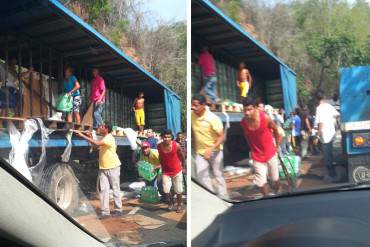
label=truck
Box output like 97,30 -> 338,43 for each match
191,0 -> 297,165
340,65 -> 370,183
0,0 -> 181,213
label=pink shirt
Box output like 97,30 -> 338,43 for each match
198,51 -> 216,77
90,75 -> 105,102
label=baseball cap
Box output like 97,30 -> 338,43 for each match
141,141 -> 150,148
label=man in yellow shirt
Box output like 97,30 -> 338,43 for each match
76,122 -> 122,219
191,95 -> 228,198
134,141 -> 162,189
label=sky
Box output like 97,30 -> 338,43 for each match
142,0 -> 187,24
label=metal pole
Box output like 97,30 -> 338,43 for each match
48,49 -> 52,117
39,45 -> 43,116
18,40 -> 23,117
29,41 -> 33,116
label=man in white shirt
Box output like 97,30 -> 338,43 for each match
315,90 -> 340,181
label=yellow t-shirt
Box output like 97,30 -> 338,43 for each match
99,134 -> 121,169
191,110 -> 223,155
140,149 -> 160,167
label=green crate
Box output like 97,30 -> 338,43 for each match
137,161 -> 156,181
278,155 -> 301,179
140,186 -> 160,203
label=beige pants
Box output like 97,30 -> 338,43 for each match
162,171 -> 183,194
99,166 -> 122,215
195,151 -> 228,197
253,154 -> 280,187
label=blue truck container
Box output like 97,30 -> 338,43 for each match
340,65 -> 370,183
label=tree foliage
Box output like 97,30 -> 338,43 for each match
62,0 -> 187,130
213,0 -> 370,105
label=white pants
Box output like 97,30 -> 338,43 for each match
195,151 -> 228,197
253,154 -> 280,187
162,171 -> 183,194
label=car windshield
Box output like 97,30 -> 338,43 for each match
191,0 -> 370,203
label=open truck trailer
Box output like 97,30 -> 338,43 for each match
191,0 -> 297,165
0,0 -> 181,213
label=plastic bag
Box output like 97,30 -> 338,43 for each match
57,94 -> 73,112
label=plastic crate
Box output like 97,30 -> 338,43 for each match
137,161 -> 156,181
140,186 -> 160,203
278,155 -> 301,179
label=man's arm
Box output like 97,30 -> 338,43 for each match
204,129 -> 224,160
305,117 -> 312,132
132,98 -> 137,111
75,131 -> 105,146
67,79 -> 80,96
97,89 -> 106,103
246,69 -> 252,87
267,116 -> 282,145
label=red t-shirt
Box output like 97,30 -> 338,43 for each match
90,75 -> 105,102
240,111 -> 276,163
198,51 -> 216,77
158,141 -> 182,176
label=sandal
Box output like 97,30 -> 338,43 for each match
176,204 -> 183,213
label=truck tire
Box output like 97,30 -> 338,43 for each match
40,163 -> 79,214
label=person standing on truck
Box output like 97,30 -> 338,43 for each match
75,122 -> 123,219
63,66 -> 81,124
315,90 -> 340,182
240,97 -> 283,196
191,95 -> 228,199
198,46 -> 220,105
90,68 -> 105,128
0,57 -> 33,117
157,129 -> 185,213
133,92 -> 145,136
236,62 -> 253,100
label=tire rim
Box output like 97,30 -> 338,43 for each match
55,174 -> 73,210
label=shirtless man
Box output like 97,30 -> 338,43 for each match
237,62 -> 252,99
133,92 -> 145,135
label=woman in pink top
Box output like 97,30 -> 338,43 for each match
240,97 -> 283,196
90,68 -> 106,128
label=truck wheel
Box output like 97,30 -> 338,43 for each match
40,163 -> 79,214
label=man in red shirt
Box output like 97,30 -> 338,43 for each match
240,97 -> 283,196
158,129 -> 185,213
90,68 -> 106,128
198,46 -> 219,104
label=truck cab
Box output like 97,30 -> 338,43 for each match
340,65 -> 370,183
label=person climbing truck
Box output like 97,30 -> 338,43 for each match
237,62 -> 253,99
74,122 -> 123,219
63,66 -> 81,124
133,91 -> 145,135
158,129 -> 185,213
